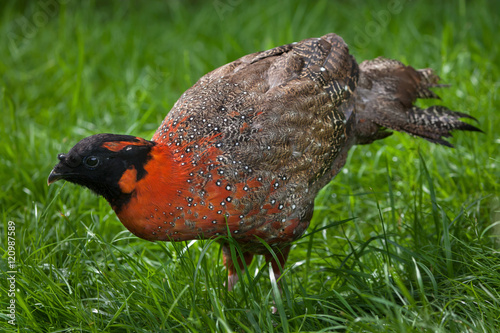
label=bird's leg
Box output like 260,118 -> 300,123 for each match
222,244 -> 254,291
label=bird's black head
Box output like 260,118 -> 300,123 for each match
48,134 -> 156,209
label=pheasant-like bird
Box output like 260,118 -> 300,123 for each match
48,33 -> 479,289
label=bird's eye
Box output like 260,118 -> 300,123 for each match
83,156 -> 100,169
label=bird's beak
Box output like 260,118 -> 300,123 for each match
47,168 -> 63,185
48,153 -> 71,185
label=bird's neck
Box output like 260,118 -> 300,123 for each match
109,140 -> 248,243
108,143 -> 192,240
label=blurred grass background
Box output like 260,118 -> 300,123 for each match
0,0 -> 499,331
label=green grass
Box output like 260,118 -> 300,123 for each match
1,0 -> 499,331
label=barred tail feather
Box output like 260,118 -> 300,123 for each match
354,57 -> 481,147
405,106 -> 481,147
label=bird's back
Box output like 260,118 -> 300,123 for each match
152,33 -> 359,248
